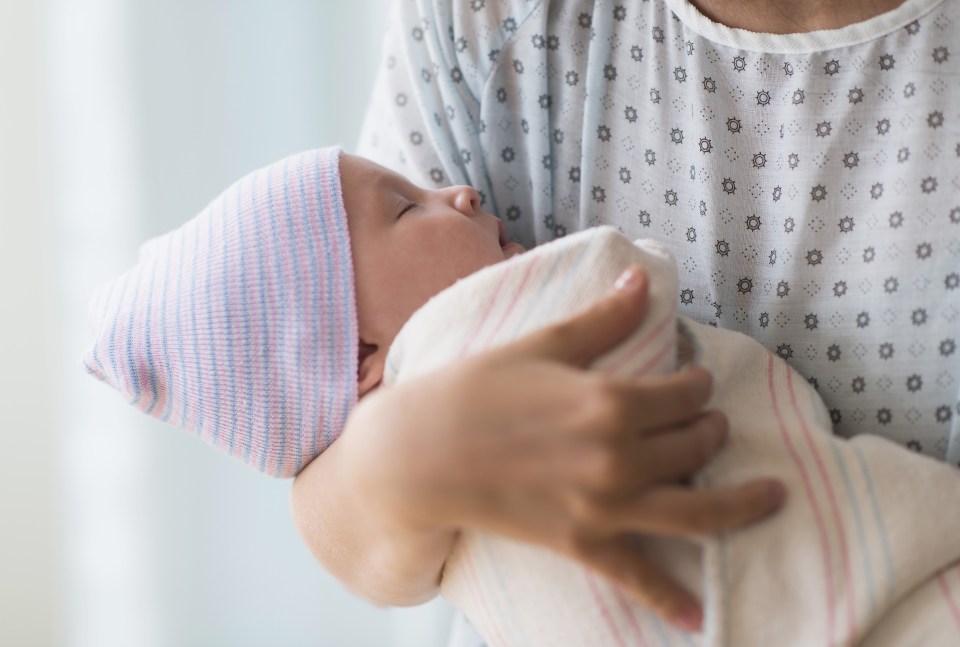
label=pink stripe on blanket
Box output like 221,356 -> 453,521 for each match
458,267 -> 513,359
460,256 -> 542,358
612,588 -> 650,647
938,563 -> 960,633
632,328 -> 676,378
583,571 -> 629,647
477,536 -> 532,644
768,355 -> 836,645
590,309 -> 675,647
462,547 -> 512,647
477,257 -> 542,351
786,368 -> 858,642
606,305 -> 676,375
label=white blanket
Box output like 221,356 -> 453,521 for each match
384,228 -> 960,647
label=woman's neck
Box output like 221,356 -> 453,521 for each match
690,0 -> 907,34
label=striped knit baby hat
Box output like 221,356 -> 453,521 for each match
82,147 -> 358,477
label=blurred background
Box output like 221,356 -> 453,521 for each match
0,0 -> 454,644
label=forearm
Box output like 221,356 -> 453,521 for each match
290,408 -> 458,606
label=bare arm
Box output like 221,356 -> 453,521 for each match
291,403 -> 456,605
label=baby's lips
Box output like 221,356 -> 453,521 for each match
496,218 -> 525,257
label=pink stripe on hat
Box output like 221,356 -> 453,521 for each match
82,147 -> 358,477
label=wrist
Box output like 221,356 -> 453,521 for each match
342,394 -> 460,554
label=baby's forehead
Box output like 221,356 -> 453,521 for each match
340,153 -> 409,190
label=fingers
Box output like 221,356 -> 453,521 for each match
572,410 -> 726,499
623,480 -> 788,537
509,266 -> 650,366
617,367 -> 715,432
631,411 -> 729,484
573,535 -> 703,632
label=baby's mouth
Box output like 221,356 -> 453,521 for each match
497,217 -> 525,257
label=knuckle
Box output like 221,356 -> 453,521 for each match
679,369 -> 711,409
694,429 -> 718,464
545,319 -> 579,348
699,496 -> 733,531
567,491 -> 608,526
583,446 -> 629,491
686,515 -> 713,535
678,382 -> 705,412
673,506 -> 706,534
692,367 -> 714,397
561,528 -> 596,558
582,380 -> 629,432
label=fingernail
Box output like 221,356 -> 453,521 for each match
615,267 -> 643,291
766,481 -> 786,506
711,411 -> 728,443
674,604 -> 703,632
714,421 -> 728,445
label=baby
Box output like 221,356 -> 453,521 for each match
83,147 -> 522,477
85,148 -> 960,646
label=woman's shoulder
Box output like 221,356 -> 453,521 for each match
408,0 -> 546,90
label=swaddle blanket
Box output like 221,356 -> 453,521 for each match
384,227 -> 960,647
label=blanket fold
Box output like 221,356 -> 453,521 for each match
385,227 -> 960,647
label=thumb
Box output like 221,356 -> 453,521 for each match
508,266 -> 649,367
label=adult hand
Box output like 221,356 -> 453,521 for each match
344,267 -> 786,632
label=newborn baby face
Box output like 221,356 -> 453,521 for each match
340,153 -> 524,393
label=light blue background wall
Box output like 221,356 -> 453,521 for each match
1,1 -> 453,645
130,1 -> 388,236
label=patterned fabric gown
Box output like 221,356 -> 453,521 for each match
358,0 -> 960,465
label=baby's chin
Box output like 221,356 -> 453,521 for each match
501,241 -> 525,259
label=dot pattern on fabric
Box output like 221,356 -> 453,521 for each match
358,0 -> 960,466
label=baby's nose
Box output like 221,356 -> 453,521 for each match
450,185 -> 481,214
